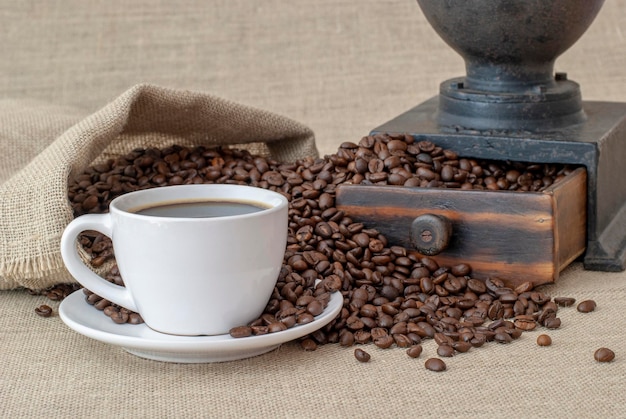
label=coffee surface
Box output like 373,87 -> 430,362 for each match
132,200 -> 267,218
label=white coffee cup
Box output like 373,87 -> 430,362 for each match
61,184 -> 288,336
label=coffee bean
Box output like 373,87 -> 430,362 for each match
229,326 -> 253,338
110,310 -> 129,324
513,315 -> 537,331
103,305 -> 118,317
34,304 -> 53,317
339,331 -> 355,347
268,322 -> 288,333
536,334 -> 552,346
577,300 -> 597,313
425,358 -> 446,372
437,344 -> 455,357
543,317 -> 561,329
373,335 -> 395,349
452,341 -> 472,353
306,300 -> 324,317
300,338 -> 318,351
393,334 -> 412,348
354,348 -> 371,363
554,297 -> 576,307
494,332 -> 513,344
128,313 -> 144,325
514,281 -> 534,294
251,325 -> 269,336
594,348 -> 615,363
406,344 -> 423,358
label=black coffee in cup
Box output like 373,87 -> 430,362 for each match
131,199 -> 270,218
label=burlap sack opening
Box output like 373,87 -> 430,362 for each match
0,84 -> 317,290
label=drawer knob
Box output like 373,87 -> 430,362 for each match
410,214 -> 452,256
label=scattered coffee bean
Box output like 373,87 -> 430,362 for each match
554,297 -> 576,307
594,347 -> 615,363
406,344 -> 423,358
229,326 -> 253,338
268,322 -> 288,333
128,313 -> 144,325
577,300 -> 597,313
437,344 -> 455,357
452,341 -> 472,353
34,304 -> 53,317
110,310 -> 129,324
339,331 -> 355,347
425,358 -> 446,372
543,317 -> 561,329
300,338 -> 318,351
536,334 -> 552,346
354,348 -> 371,363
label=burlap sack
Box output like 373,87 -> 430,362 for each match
0,84 -> 317,290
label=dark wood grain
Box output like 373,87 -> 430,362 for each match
336,168 -> 587,287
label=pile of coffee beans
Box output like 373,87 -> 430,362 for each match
34,133 -> 607,369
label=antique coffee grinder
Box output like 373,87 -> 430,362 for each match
337,0 -> 626,286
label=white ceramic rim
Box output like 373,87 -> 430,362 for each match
109,184 -> 288,222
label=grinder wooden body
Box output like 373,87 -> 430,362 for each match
336,167 -> 587,287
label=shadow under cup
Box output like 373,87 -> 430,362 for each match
60,184 -> 289,336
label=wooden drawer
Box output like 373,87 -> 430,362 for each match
336,167 -> 587,287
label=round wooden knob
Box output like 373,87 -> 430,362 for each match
409,214 -> 452,256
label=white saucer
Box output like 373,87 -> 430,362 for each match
59,289 -> 343,363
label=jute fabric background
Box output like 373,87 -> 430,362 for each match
1,1 -> 625,417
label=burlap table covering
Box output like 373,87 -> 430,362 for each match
0,84 -> 316,290
2,1 -> 625,418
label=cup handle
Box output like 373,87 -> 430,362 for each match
60,213 -> 138,312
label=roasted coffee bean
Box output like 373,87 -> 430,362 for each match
229,326 -> 252,338
128,313 -> 144,325
393,334 -> 413,348
424,358 -> 446,372
452,340 -> 472,353
34,304 -> 53,317
110,310 -> 129,324
437,344 -> 455,357
306,300 -> 325,316
514,281 -> 534,294
530,292 -> 551,305
467,278 -> 487,294
354,330 -> 372,344
577,300 -> 597,313
494,332 -> 513,344
536,334 -> 552,346
514,315 -> 537,331
93,298 -> 111,311
300,338 -> 318,351
450,263 -> 470,277
374,335 -> 395,349
543,317 -> 561,329
268,322 -> 288,333
594,348 -> 615,363
339,330 -> 355,347
554,297 -> 576,307
470,334 -> 487,348
251,325 -> 269,336
103,305 -> 118,317
405,345 -> 422,359
354,348 -> 371,363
